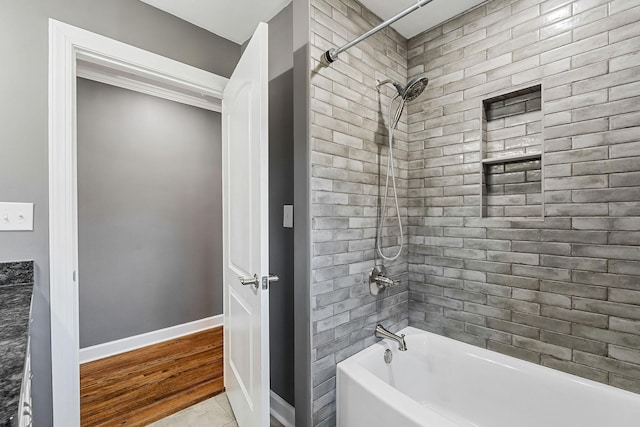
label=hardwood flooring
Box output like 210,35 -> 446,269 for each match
80,327 -> 224,426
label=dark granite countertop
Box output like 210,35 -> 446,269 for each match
0,262 -> 33,427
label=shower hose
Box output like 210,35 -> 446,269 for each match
376,94 -> 405,261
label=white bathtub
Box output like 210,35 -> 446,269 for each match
337,326 -> 640,427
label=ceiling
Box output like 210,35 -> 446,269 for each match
360,0 -> 486,39
139,0 -> 485,45
139,0 -> 292,44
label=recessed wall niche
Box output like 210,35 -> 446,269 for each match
481,84 -> 543,219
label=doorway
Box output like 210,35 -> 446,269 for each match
49,19 -> 226,426
49,19 -> 300,427
75,76 -> 225,425
76,77 -> 223,350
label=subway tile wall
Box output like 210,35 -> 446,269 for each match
407,0 -> 640,396
310,0 -> 410,424
309,0 -> 640,424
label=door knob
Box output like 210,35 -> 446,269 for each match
261,274 -> 279,290
238,274 -> 260,290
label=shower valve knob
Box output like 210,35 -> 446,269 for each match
369,265 -> 399,295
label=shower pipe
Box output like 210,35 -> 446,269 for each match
320,0 -> 435,66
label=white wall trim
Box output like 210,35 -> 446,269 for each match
76,62 -> 222,112
79,315 -> 223,364
49,19 -> 228,427
270,390 -> 295,427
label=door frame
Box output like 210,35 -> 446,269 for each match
48,19 -> 228,426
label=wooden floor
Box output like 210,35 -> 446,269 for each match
80,327 -> 224,427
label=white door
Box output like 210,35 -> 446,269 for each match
222,22 -> 271,427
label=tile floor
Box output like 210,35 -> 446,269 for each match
149,392 -> 284,427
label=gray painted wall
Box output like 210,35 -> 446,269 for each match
269,3 -> 294,79
268,3 -> 296,408
269,70 -> 295,406
293,0 -> 313,424
77,78 -> 222,348
0,2 -> 240,425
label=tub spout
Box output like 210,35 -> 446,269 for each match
375,324 -> 407,351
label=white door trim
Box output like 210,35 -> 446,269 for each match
48,19 -> 228,427
76,61 -> 223,112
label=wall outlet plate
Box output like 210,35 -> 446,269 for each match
0,202 -> 34,231
283,205 -> 293,228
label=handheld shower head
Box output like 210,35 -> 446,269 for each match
402,76 -> 429,101
375,76 -> 431,262
376,75 -> 429,130
376,76 -> 429,101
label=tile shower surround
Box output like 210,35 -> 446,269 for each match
309,0 -> 410,425
407,0 -> 640,396
310,0 -> 640,425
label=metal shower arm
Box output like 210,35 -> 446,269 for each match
320,0 -> 435,66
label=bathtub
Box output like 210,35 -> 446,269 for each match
337,326 -> 640,427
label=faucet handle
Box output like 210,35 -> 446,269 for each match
369,265 -> 400,295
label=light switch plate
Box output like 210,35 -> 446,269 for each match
0,203 -> 34,231
283,205 -> 293,228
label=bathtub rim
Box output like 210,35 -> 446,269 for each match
338,326 -> 640,414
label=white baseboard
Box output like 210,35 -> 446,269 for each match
270,390 -> 295,427
79,314 -> 223,364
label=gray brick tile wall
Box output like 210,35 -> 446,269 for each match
310,0 -> 409,424
407,0 -> 640,401
309,0 -> 640,424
